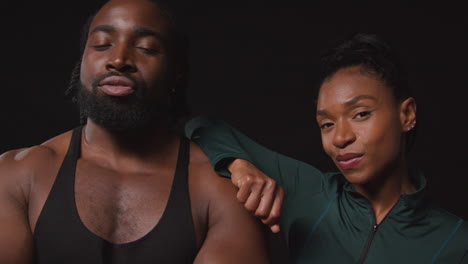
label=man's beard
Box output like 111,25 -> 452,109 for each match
77,73 -> 171,131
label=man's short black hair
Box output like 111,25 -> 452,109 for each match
66,0 -> 190,124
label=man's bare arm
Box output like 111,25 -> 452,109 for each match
0,150 -> 34,264
193,163 -> 270,264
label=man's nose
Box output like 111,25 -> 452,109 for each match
106,44 -> 136,73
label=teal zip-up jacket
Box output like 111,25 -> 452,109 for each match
185,117 -> 468,264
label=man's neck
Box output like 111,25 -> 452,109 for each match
353,158 -> 416,224
81,119 -> 179,173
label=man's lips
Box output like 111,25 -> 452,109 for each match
336,153 -> 364,170
98,76 -> 135,96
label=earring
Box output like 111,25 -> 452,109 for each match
407,121 -> 416,131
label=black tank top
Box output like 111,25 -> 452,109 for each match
33,127 -> 197,264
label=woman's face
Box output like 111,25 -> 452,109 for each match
316,65 -> 416,184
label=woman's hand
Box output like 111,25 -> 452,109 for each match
228,159 -> 284,233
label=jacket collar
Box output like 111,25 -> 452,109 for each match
340,167 -> 428,222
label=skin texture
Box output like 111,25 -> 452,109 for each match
228,158 -> 284,233
228,65 -> 417,228
0,0 -> 269,263
316,65 -> 416,222
80,0 -> 175,120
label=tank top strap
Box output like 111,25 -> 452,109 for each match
68,126 -> 83,159
57,126 -> 82,194
172,136 -> 190,191
33,126 -> 84,247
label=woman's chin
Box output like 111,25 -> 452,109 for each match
342,170 -> 373,185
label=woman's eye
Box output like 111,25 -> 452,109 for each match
354,111 -> 371,119
320,122 -> 334,130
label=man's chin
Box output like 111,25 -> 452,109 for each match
87,114 -> 153,131
86,108 -> 172,131
78,87 -> 172,131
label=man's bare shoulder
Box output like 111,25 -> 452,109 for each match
0,130 -> 73,180
189,141 -> 224,181
189,141 -> 212,164
188,141 -> 240,201
188,142 -> 269,263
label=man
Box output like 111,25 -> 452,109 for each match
186,34 -> 468,263
0,0 -> 269,263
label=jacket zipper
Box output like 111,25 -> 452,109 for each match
356,200 -> 400,264
357,224 -> 378,264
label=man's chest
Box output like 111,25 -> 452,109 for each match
31,154 -> 202,264
30,159 -> 179,244
74,161 -> 176,244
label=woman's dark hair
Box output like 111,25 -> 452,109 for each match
318,33 -> 410,101
317,33 -> 416,151
66,0 -> 190,124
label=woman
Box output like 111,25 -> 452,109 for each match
185,33 -> 467,263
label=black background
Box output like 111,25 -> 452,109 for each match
2,1 -> 467,262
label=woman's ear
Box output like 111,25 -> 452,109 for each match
399,97 -> 417,132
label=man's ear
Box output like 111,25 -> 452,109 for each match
399,97 -> 417,132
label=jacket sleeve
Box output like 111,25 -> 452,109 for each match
185,116 -> 325,196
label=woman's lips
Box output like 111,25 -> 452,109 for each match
336,153 -> 364,170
